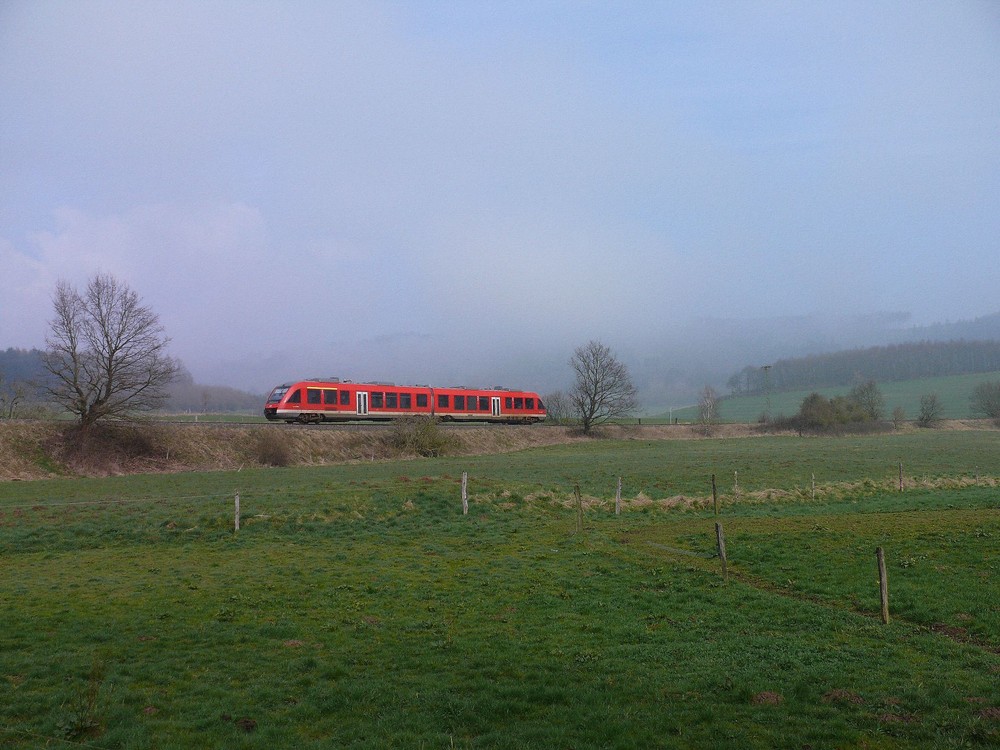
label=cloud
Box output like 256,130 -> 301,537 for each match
2,1 -> 999,392
2,204 -> 264,350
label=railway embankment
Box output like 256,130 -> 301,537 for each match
0,419 -> 992,481
0,420 -> 581,480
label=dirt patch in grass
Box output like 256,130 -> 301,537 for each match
751,691 -> 784,705
823,689 -> 864,705
877,712 -> 920,724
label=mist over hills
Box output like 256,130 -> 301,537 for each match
4,310 -> 999,415
231,310 -> 1000,412
625,311 -> 1000,411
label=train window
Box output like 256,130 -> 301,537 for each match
400,393 -> 412,409
386,392 -> 398,409
514,397 -> 524,409
454,395 -> 465,410
416,394 -> 428,408
267,387 -> 288,404
340,390 -> 350,406
438,394 -> 449,408
505,397 -> 513,409
288,389 -> 301,404
307,389 -> 322,404
479,396 -> 489,410
371,392 -> 384,408
537,398 -> 544,409
526,398 -> 535,409
324,390 -> 337,405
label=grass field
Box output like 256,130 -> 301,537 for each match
665,371 -> 1000,423
1,431 -> 998,748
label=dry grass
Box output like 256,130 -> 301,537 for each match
0,421 -> 584,479
0,418 -> 996,481
0,420 -> 58,480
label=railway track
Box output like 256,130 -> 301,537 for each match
147,419 -> 551,431
8,417 -> 516,431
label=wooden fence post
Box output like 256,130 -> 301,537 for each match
733,470 -> 739,496
876,546 -> 889,624
712,474 -> 719,516
461,472 -> 468,515
234,491 -> 240,532
811,473 -> 816,501
575,483 -> 583,533
715,522 -> 728,583
615,476 -> 622,516
898,462 -> 903,492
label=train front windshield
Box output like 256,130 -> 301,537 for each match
267,386 -> 289,404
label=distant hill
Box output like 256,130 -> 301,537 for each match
668,371 -> 1000,423
727,339 -> 1000,396
167,369 -> 263,413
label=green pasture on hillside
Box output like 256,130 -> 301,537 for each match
665,371 -> 1000,423
1,431 -> 998,748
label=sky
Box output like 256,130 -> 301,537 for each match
2,1 -> 999,395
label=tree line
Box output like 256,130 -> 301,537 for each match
727,340 -> 1000,396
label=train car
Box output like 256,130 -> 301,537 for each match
264,378 -> 546,424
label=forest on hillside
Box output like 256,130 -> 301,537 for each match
727,340 -> 1000,396
0,348 -> 44,383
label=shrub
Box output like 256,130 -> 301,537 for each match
849,379 -> 886,421
797,392 -> 866,429
790,391 -> 889,435
385,417 -> 456,457
57,423 -> 163,472
255,430 -> 293,467
917,393 -> 943,427
970,381 -> 1000,419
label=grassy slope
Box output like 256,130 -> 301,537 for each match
1,431 -> 998,748
666,371 -> 1000,423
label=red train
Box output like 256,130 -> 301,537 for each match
264,378 -> 547,424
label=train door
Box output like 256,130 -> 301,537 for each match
357,391 -> 369,416
492,397 -> 501,417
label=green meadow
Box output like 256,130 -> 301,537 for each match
1,431 -> 998,748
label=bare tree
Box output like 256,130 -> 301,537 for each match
917,393 -> 943,427
0,373 -> 27,419
569,340 -> 638,433
698,385 -> 720,425
849,378 -> 886,421
42,273 -> 180,428
970,381 -> 1000,420
542,390 -> 570,424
